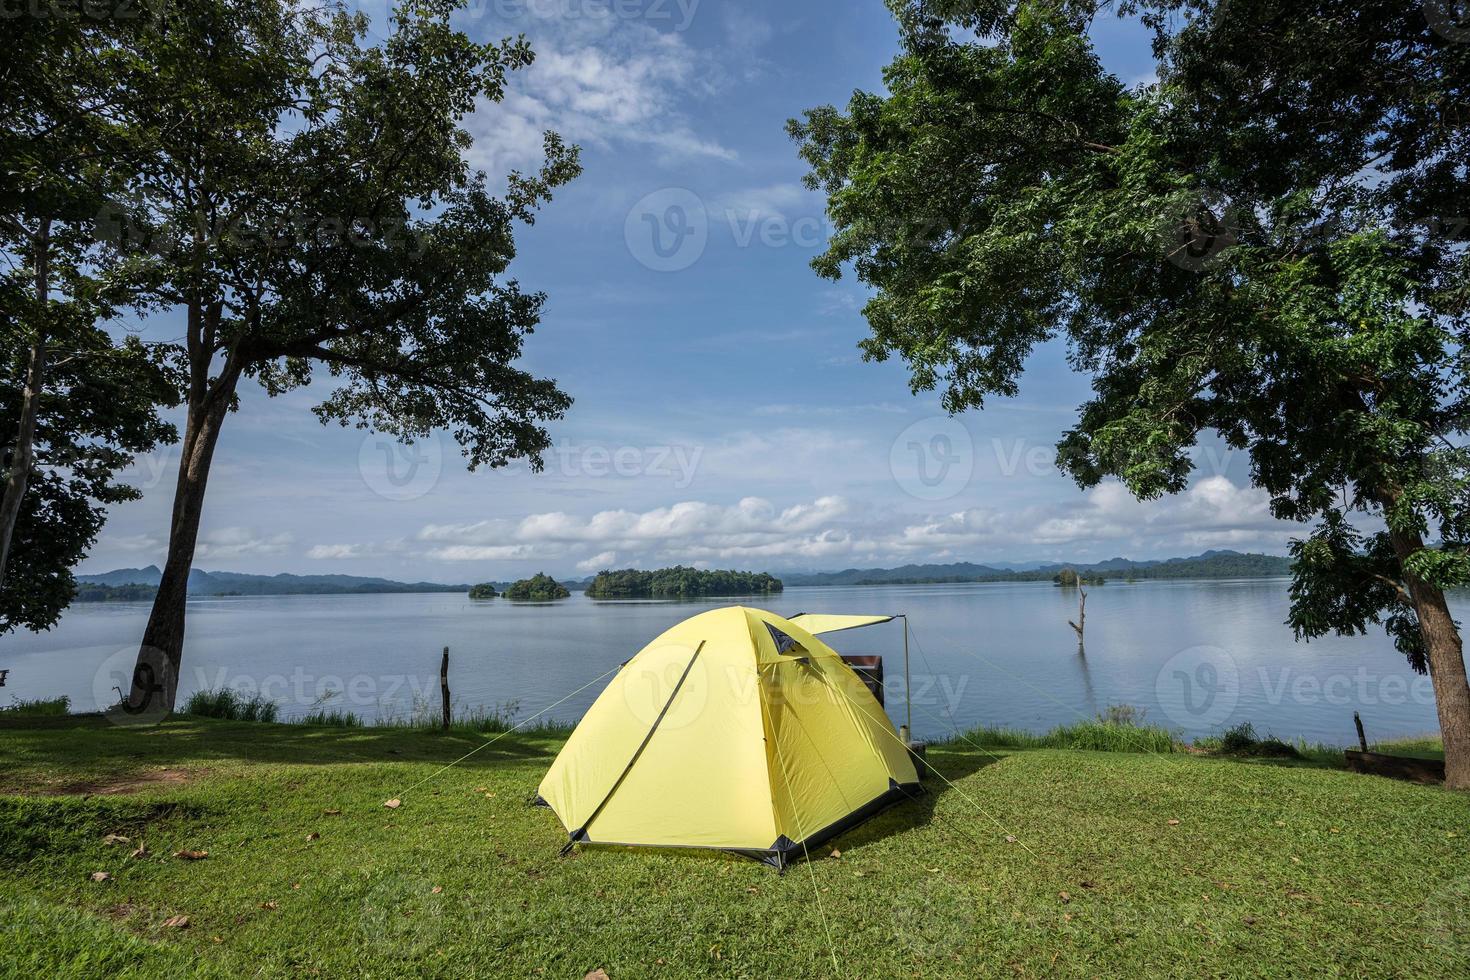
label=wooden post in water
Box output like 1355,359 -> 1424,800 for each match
1354,711 -> 1368,752
440,647 -> 451,731
1069,584 -> 1087,650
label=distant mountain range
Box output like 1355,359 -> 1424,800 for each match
781,550 -> 1292,587
76,566 -> 470,598
74,550 -> 1290,601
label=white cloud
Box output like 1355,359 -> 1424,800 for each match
428,544 -> 540,562
466,14 -> 736,173
194,527 -> 294,560
304,476 -> 1297,574
713,182 -> 814,222
96,533 -> 164,554
577,550 -> 619,572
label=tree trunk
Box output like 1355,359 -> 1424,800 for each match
1068,585 -> 1087,649
126,365 -> 239,716
1387,525 -> 1470,790
0,219 -> 51,589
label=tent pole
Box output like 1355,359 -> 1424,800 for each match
901,614 -> 912,741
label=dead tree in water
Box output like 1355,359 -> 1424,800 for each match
1069,584 -> 1087,650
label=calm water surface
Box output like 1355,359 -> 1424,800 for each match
1,579 -> 1450,746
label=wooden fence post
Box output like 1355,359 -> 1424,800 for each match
1353,711 -> 1368,752
440,647 -> 451,731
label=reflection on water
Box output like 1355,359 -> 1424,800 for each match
1,578 -> 1448,746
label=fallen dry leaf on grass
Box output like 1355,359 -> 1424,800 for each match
173,850 -> 208,860
828,848 -> 841,859
162,915 -> 190,929
90,871 -> 112,882
323,808 -> 341,816
261,901 -> 279,910
1059,891 -> 1071,904
305,832 -> 320,842
383,799 -> 401,809
431,886 -> 443,895
102,834 -> 130,846
584,969 -> 610,979
1167,819 -> 1181,826
1004,835 -> 1018,843
129,844 -> 149,860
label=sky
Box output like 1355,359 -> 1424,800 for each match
85,0 -> 1306,582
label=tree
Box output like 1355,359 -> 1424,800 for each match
584,566 -> 784,598
504,573 -> 570,601
110,0 -> 579,713
0,320 -> 176,634
791,0 -> 1470,786
0,7 -> 175,592
468,583 -> 499,599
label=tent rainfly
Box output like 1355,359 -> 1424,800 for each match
537,606 -> 920,869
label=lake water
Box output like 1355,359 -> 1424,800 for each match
0,579 -> 1450,746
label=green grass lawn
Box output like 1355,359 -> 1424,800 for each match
2,715 -> 1467,978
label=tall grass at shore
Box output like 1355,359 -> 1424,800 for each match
180,687 -> 574,738
0,696 -> 71,717
940,703 -> 1179,754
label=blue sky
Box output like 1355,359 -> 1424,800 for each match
89,0 -> 1301,581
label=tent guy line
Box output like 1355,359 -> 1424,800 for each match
770,723 -> 842,975
388,661 -> 625,804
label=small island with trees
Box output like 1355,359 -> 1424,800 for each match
585,566 -> 783,599
468,583 -> 499,600
503,573 -> 571,601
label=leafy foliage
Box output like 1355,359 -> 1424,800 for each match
789,0 -> 1470,680
503,573 -> 570,601
0,329 -> 176,633
1,8 -> 180,631
102,0 -> 580,467
468,583 -> 499,599
584,566 -> 784,599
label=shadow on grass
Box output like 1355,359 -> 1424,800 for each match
563,754 -> 1008,872
810,751 -> 1009,860
0,714 -> 561,774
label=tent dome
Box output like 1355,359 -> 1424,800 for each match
537,606 -> 920,869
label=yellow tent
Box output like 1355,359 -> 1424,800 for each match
537,606 -> 920,869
